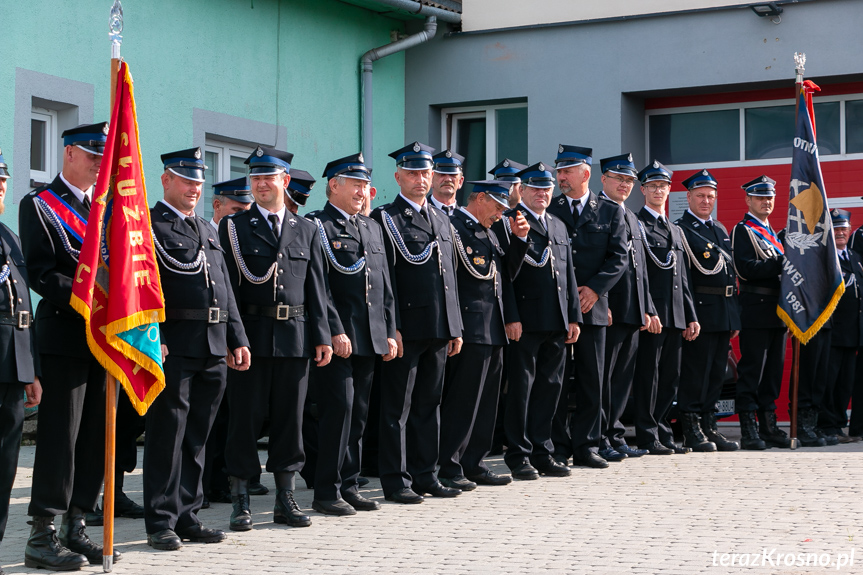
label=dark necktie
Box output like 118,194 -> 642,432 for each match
348,214 -> 361,238
444,205 -> 455,216
268,214 -> 281,241
83,195 -> 92,211
841,250 -> 849,262
657,215 -> 667,229
420,204 -> 431,224
185,216 -> 199,238
705,219 -> 713,229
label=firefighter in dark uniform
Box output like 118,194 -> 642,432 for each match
547,145 -> 628,469
820,209 -> 863,443
371,142 -> 463,504
675,169 -> 740,452
0,151 -> 42,566
731,176 -> 791,450
220,146 -> 332,530
19,123 -> 119,570
429,150 -> 465,214
285,168 -> 314,215
144,147 -> 250,551
304,153 -> 397,515
633,161 -> 700,455
438,180 -> 529,490
597,154 -> 657,458
489,158 -> 527,209
493,162 -> 581,480
847,213 -> 863,439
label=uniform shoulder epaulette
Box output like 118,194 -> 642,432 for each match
305,210 -> 322,219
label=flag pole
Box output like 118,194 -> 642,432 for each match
103,3 -> 123,571
788,52 -> 806,451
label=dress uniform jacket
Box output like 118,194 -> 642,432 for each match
608,205 -> 655,326
0,223 -> 38,383
637,208 -> 697,329
18,176 -> 92,358
218,204 -> 329,356
831,251 -> 863,348
307,202 -> 396,356
152,203 -> 247,357
371,194 -> 462,340
676,211 -> 740,333
731,214 -> 785,331
546,192 -> 627,326
496,206 -> 582,331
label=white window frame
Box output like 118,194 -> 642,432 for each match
30,107 -> 58,186
202,139 -> 254,220
645,93 -> 863,172
440,102 -> 527,175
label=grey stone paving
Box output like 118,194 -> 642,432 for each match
1,427 -> 861,574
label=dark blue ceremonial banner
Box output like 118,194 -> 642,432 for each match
777,84 -> 844,344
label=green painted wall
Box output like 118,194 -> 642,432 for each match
0,0 -> 406,232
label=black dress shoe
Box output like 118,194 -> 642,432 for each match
415,481 -> 461,497
615,445 -> 648,457
661,441 -> 692,454
440,476 -> 477,491
533,457 -> 572,477
312,499 -> 357,516
643,441 -> 674,455
598,447 -> 627,462
357,476 -> 370,487
60,508 -> 121,564
115,492 -> 145,518
201,496 -> 210,510
248,481 -> 269,496
85,505 -> 104,527
466,469 -> 512,486
572,452 -> 610,469
207,489 -> 232,504
25,517 -> 90,570
384,488 -> 424,504
510,462 -> 540,481
342,492 -> 381,511
176,523 -> 226,543
147,529 -> 183,551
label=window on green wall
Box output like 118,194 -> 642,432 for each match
30,107 -> 58,187
203,140 -> 253,221
442,103 -> 528,205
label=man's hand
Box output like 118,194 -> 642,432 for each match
447,337 -> 463,357
505,322 -> 523,342
509,211 -> 530,238
230,346 -> 251,371
25,377 -> 42,408
648,315 -> 662,334
566,322 -> 580,344
383,338 -> 398,361
730,330 -> 740,340
161,344 -> 169,362
683,322 -> 701,341
315,345 -> 333,367
578,286 -> 599,313
332,333 -> 352,358
608,308 -> 613,326
395,330 -> 404,358
640,313 -> 651,331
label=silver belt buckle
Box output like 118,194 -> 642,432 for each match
725,285 -> 733,297
18,311 -> 31,329
208,307 -> 221,324
276,304 -> 290,320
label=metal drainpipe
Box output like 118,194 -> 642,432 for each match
361,15 -> 437,172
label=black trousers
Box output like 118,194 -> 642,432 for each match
849,351 -> 863,436
143,355 -> 225,534
795,328 -> 831,411
678,331 -> 731,414
569,325 -> 605,455
0,382 -> 24,540
735,327 -> 787,413
29,354 -> 105,517
602,323 -> 640,449
116,391 -> 145,481
634,328 -> 682,447
821,345 -> 856,430
439,343 -> 503,479
504,331 -> 566,469
378,338 -> 447,496
312,354 -> 376,501
225,357 -> 309,480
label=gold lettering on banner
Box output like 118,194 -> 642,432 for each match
75,264 -> 91,283
118,156 -> 132,169
121,133 -> 129,146
117,179 -> 137,197
132,254 -> 147,262
122,205 -> 141,222
129,230 -> 145,247
134,270 -> 151,286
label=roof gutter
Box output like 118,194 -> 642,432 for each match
369,0 -> 461,24
361,15 -> 438,172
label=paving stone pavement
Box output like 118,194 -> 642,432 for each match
1,427 -> 861,574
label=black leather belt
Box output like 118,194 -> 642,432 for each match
0,311 -> 31,328
739,285 -> 779,296
165,308 -> 227,323
695,286 -> 735,297
244,303 -> 305,320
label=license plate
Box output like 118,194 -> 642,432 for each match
715,399 -> 735,415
